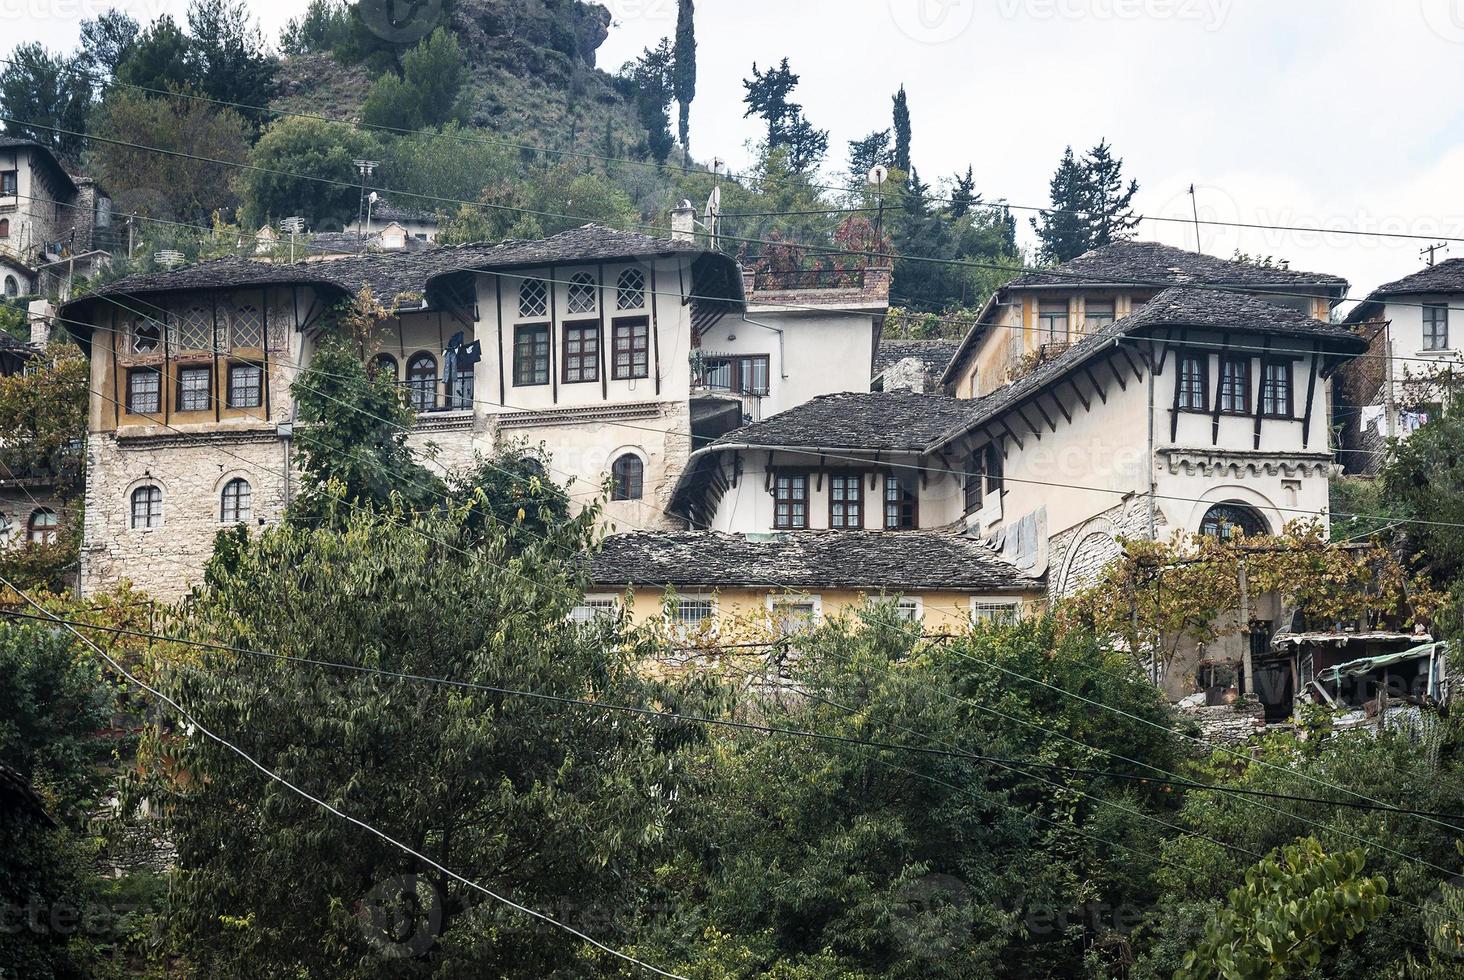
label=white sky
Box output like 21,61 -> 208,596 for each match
12,0 -> 1464,300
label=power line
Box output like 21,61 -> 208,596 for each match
0,572 -> 690,979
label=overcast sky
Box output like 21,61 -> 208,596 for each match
14,0 -> 1464,301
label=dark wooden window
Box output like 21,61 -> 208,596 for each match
126,368 -> 161,414
611,454 -> 643,500
513,325 -> 550,386
563,322 -> 600,383
884,473 -> 918,529
773,472 -> 808,529
220,478 -> 252,523
1200,502 -> 1269,540
130,485 -> 163,529
26,508 -> 57,544
1261,359 -> 1293,418
985,443 -> 1004,494
828,473 -> 863,529
700,354 -> 770,395
963,451 -> 983,514
177,366 -> 211,412
1218,356 -> 1250,414
611,318 -> 649,380
0,218 -> 8,239
1084,299 -> 1115,333
1424,304 -> 1449,351
406,353 -> 438,411
1038,301 -> 1069,344
1177,353 -> 1207,410
227,364 -> 262,409
0,171 -> 16,196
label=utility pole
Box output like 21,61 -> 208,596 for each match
354,159 -> 378,234
1421,242 -> 1449,267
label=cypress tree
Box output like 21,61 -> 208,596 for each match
891,84 -> 911,172
673,0 -> 696,168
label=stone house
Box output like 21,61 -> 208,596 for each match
1335,258 -> 1464,474
57,221 -> 889,599
0,138 -> 113,299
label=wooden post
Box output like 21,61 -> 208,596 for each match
1238,558 -> 1253,700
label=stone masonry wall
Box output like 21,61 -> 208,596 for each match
1046,495 -> 1160,601
81,430 -> 290,600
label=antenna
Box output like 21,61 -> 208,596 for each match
1188,184 -> 1202,253
1421,242 -> 1449,267
353,158 -> 379,234
280,217 -> 306,263
154,249 -> 184,269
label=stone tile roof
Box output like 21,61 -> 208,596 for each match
590,529 -> 1041,592
1343,259 -> 1464,324
931,286 -> 1368,447
305,231 -> 433,256
0,136 -> 78,195
61,224 -> 740,319
873,338 -> 960,379
1006,240 -> 1349,292
708,390 -> 979,453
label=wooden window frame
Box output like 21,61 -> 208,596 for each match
512,323 -> 551,387
220,478 -> 252,523
884,473 -> 918,530
1177,352 -> 1207,412
1217,355 -> 1251,415
610,316 -> 650,380
1424,303 -> 1450,351
963,451 -> 984,514
827,472 -> 864,529
773,471 -> 809,530
1037,301 -> 1069,345
227,362 -> 263,409
1260,358 -> 1295,419
610,454 -> 644,500
130,485 -> 163,530
176,365 -> 212,413
406,352 -> 439,412
562,320 -> 600,384
126,367 -> 162,415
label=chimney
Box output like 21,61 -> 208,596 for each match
670,200 -> 696,242
28,299 -> 54,347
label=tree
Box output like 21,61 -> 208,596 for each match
115,16 -> 195,96
1030,145 -> 1093,264
76,10 -> 141,85
622,39 -> 675,166
892,84 -> 912,172
1031,140 -> 1141,263
673,0 -> 696,166
742,58 -> 802,146
1381,394 -> 1464,583
186,0 -> 279,126
360,28 -> 468,132
1083,138 -> 1140,248
0,43 -> 93,162
240,115 -> 381,229
1178,839 -> 1388,979
279,0 -> 352,56
783,111 -> 829,173
948,166 -> 979,218
91,88 -> 251,224
847,128 -> 891,186
130,496 -> 708,977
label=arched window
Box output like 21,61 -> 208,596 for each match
566,272 -> 598,314
518,278 -> 548,318
2,275 -> 16,298
405,353 -> 437,413
220,478 -> 252,523
130,485 -> 163,529
616,268 -> 645,310
1200,501 -> 1269,541
370,353 -> 399,383
0,218 -> 9,238
27,508 -> 58,545
611,454 -> 644,501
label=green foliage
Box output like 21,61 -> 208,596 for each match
76,10 -> 142,83
0,622 -> 119,978
1328,475 -> 1392,543
90,88 -> 251,224
115,16 -> 195,95
445,441 -> 575,546
0,341 -> 88,495
360,28 -> 468,131
0,42 -> 93,161
1381,401 -> 1464,582
240,115 -> 382,229
673,0 -> 697,162
743,58 -> 827,171
621,38 -> 676,166
847,129 -> 891,186
185,0 -> 278,127
280,0 -> 353,56
1031,140 -> 1141,263
1178,839 -> 1388,979
131,502 -> 690,977
436,162 -> 635,244
892,85 -> 911,172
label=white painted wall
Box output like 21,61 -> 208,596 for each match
700,309 -> 877,417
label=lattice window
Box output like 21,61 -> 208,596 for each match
518,278 -> 548,317
131,319 -> 162,354
232,305 -> 264,348
566,272 -> 598,314
616,268 -> 646,310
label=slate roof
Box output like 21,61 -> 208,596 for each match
305,231 -> 433,256
708,390 -> 979,453
1342,259 -> 1464,324
873,338 -> 960,380
590,530 -> 1041,592
1006,240 -> 1348,292
931,286 -> 1369,447
60,225 -> 741,325
0,136 -> 77,195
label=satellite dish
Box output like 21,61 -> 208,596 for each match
868,165 -> 889,186
705,185 -> 721,217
